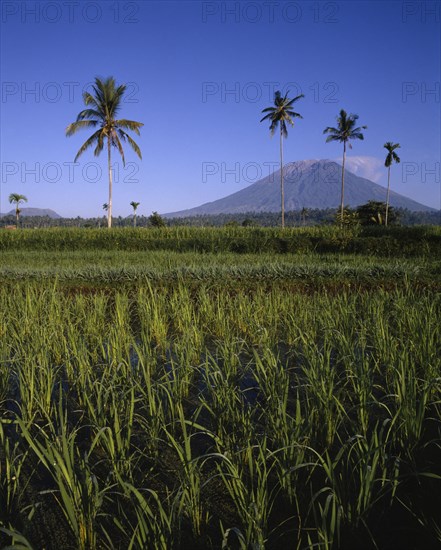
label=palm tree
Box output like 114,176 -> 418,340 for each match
130,201 -> 140,227
261,90 -> 304,228
66,76 -> 143,228
384,142 -> 401,227
323,109 -> 367,221
102,202 -> 109,219
9,193 -> 27,227
300,206 -> 309,226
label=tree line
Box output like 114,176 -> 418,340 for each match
2,204 -> 439,230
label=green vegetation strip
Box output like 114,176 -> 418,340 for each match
1,250 -> 438,289
1,225 -> 440,256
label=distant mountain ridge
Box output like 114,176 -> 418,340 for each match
166,159 -> 435,217
0,208 -> 61,218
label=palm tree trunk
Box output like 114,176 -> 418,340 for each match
340,141 -> 346,223
134,212 -> 136,228
385,166 -> 391,227
16,208 -> 19,227
280,125 -> 284,229
107,138 -> 113,229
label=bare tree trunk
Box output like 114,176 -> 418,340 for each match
280,126 -> 284,229
385,165 -> 391,227
16,208 -> 19,227
134,212 -> 137,228
340,141 -> 346,224
107,138 -> 113,228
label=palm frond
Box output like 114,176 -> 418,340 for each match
115,119 -> 144,135
285,109 -> 303,120
385,143 -> 401,166
260,90 -> 303,138
324,111 -> 366,143
97,130 -> 105,152
285,93 -> 305,107
346,112 -> 358,122
120,131 -> 142,160
260,112 -> 275,122
323,126 -> 339,135
110,131 -> 126,165
268,119 -> 279,135
384,142 -> 401,166
65,120 -> 98,137
75,109 -> 102,122
325,135 -> 341,143
82,92 -> 101,110
73,130 -> 102,162
94,137 -> 105,157
353,125 -> 367,132
280,120 -> 288,138
9,193 -> 27,204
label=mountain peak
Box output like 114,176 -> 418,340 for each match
166,159 -> 434,217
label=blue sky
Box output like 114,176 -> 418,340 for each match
1,0 -> 440,217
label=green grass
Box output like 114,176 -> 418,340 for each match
0,227 -> 440,549
0,249 -> 439,291
1,225 -> 440,256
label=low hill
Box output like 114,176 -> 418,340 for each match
1,208 -> 61,218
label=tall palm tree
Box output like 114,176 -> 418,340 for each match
9,193 -> 27,227
323,109 -> 367,221
66,76 -> 143,228
261,90 -> 304,228
130,201 -> 140,227
383,142 -> 401,227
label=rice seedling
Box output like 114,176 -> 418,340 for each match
165,404 -> 210,538
0,421 -> 29,530
215,441 -> 278,549
0,231 -> 439,548
84,383 -> 137,482
0,525 -> 35,550
17,403 -> 110,550
113,482 -> 174,550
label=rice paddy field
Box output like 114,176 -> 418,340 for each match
0,226 -> 440,549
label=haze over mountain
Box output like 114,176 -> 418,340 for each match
0,208 -> 61,219
166,160 -> 435,217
